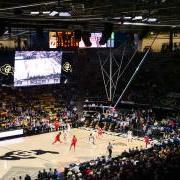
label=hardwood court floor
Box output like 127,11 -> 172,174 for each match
0,128 -> 144,180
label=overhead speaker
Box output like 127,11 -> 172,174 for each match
74,30 -> 82,42
99,23 -> 113,45
82,31 -> 92,47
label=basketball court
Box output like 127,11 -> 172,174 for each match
0,128 -> 144,180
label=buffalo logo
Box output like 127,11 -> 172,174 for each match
62,62 -> 72,72
0,149 -> 59,160
0,64 -> 14,75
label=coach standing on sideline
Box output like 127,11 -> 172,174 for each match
107,142 -> 113,158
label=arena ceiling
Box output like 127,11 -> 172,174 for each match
0,0 -> 180,33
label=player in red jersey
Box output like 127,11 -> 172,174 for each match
52,132 -> 62,144
69,135 -> 77,152
144,135 -> 150,148
54,120 -> 60,131
97,127 -> 103,138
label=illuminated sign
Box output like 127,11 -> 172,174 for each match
0,64 -> 14,75
49,36 -> 57,48
49,32 -> 79,48
79,32 -> 114,48
62,62 -> 72,72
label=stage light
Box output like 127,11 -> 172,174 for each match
113,17 -> 121,20
42,11 -> 51,15
147,18 -> 158,23
124,16 -> 132,20
132,16 -> 143,21
30,11 -> 40,15
59,12 -> 71,17
49,11 -> 58,16
142,18 -> 158,23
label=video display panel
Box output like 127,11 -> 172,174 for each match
49,32 -> 79,48
49,32 -> 114,48
79,32 -> 114,48
14,51 -> 62,86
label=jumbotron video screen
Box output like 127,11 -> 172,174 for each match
14,51 -> 62,86
79,32 -> 114,48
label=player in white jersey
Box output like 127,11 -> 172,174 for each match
127,130 -> 133,142
63,129 -> 68,143
66,123 -> 71,134
89,130 -> 95,145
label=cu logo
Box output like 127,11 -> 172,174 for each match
0,64 -> 14,75
62,62 -> 72,72
0,149 -> 59,160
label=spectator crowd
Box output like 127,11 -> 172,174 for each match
0,85 -> 79,135
64,138 -> 180,180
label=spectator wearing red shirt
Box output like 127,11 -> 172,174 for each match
54,120 -> 60,131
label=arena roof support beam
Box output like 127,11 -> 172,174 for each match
0,1 -> 57,11
113,34 -> 158,109
98,42 -> 135,102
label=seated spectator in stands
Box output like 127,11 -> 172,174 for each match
37,171 -> 43,180
47,168 -> 53,179
65,138 -> 180,180
24,174 -> 31,180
